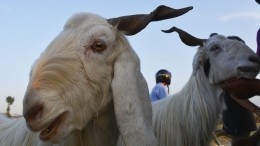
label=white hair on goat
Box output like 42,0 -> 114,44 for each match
0,6 -> 193,146
0,114 -> 40,146
152,27 -> 260,146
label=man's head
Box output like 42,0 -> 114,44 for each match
156,69 -> 172,85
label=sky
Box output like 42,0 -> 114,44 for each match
0,0 -> 259,115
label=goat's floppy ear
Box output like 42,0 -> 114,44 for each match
192,48 -> 211,76
162,26 -> 206,46
107,5 -> 193,35
192,49 -> 205,75
112,49 -> 156,145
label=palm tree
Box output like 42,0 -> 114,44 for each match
6,96 -> 15,118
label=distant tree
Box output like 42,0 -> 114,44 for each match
6,96 -> 15,118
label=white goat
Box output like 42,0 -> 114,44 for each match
0,114 -> 40,146
0,6 -> 193,146
152,27 -> 260,146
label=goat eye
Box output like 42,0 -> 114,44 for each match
210,46 -> 220,52
92,41 -> 106,52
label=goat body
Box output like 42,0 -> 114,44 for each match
0,114 -> 40,146
152,27 -> 260,146
0,5 -> 193,146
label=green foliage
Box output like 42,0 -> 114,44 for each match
5,96 -> 15,118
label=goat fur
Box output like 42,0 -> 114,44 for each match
0,13 -> 149,146
0,5 -> 193,146
152,32 -> 260,146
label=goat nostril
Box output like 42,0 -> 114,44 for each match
24,104 -> 44,121
249,55 -> 260,64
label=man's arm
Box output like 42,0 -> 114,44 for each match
221,78 -> 260,99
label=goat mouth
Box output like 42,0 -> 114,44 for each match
238,66 -> 259,76
39,112 -> 67,141
221,66 -> 259,84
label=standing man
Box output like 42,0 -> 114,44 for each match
150,69 -> 171,102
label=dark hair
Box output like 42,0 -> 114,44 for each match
210,33 -> 245,44
257,28 -> 260,57
155,69 -> 171,85
227,36 -> 245,44
256,0 -> 260,5
209,33 -> 218,37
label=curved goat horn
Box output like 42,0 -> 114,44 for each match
107,5 -> 193,35
162,26 -> 206,46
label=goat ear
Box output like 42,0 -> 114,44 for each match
203,59 -> 210,77
111,50 -> 156,144
192,50 -> 210,76
162,26 -> 206,46
107,5 -> 193,35
192,49 -> 205,75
